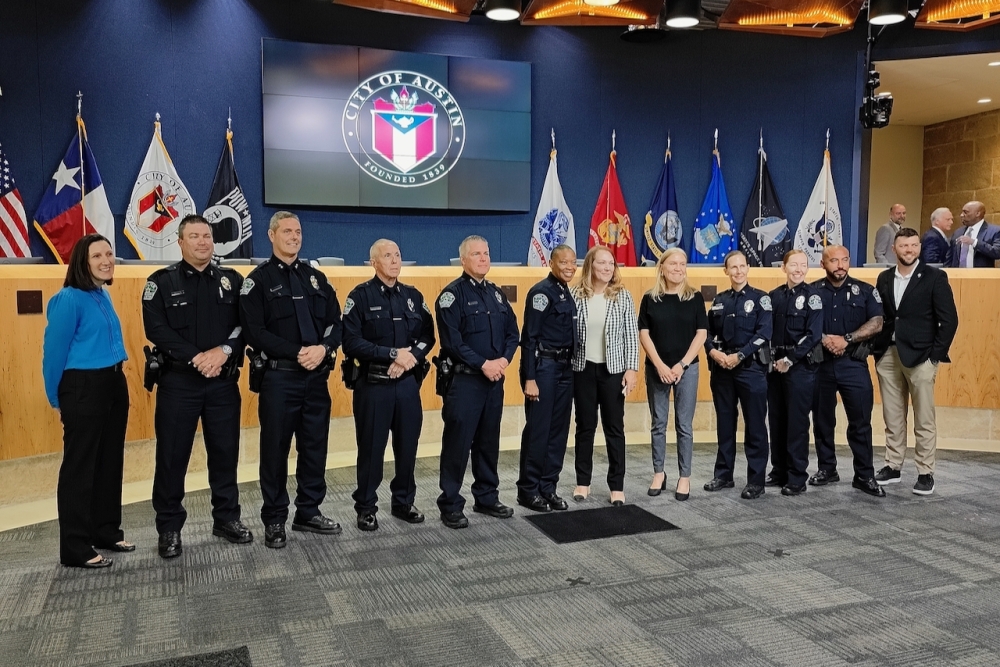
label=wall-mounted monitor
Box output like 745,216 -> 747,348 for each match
262,39 -> 532,212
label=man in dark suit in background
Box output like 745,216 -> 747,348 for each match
873,228 -> 958,496
920,207 -> 953,265
949,201 -> 1000,268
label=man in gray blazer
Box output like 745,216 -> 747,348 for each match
873,204 -> 907,264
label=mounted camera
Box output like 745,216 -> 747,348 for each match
860,68 -> 893,129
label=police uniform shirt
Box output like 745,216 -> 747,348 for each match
705,285 -> 773,359
342,277 -> 435,363
142,260 -> 244,362
811,276 -> 883,337
239,256 -> 343,360
769,283 -> 823,363
520,274 -> 576,381
436,273 -> 519,369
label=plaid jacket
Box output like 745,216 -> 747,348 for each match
570,286 -> 640,374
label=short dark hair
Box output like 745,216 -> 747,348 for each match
894,227 -> 919,242
177,214 -> 210,239
64,234 -> 113,290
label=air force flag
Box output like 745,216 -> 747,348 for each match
793,146 -> 842,266
739,144 -> 789,267
690,150 -> 737,264
528,147 -> 575,266
636,148 -> 682,263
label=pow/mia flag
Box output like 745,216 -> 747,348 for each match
739,142 -> 790,267
205,126 -> 252,262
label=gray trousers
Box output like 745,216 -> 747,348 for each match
646,363 -> 699,477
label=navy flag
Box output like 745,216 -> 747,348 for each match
739,143 -> 789,267
689,141 -> 736,264
637,146 -> 682,264
205,126 -> 252,261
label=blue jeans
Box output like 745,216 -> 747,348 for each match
646,363 -> 699,478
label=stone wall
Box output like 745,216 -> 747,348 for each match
922,108 -> 1000,229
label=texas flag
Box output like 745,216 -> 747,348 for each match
34,116 -> 115,263
588,150 -> 636,267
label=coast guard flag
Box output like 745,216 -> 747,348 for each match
739,145 -> 789,267
636,148 -> 682,263
34,116 -> 115,263
793,147 -> 842,266
205,127 -> 252,262
124,119 -> 195,260
588,150 -> 636,266
0,139 -> 30,258
690,150 -> 736,264
528,147 -> 574,266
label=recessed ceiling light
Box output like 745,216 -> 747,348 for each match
979,98 -> 992,104
989,62 -> 1000,67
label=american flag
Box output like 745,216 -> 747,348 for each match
0,141 -> 30,258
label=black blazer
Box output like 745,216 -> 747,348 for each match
948,222 -> 1000,267
872,262 -> 958,367
919,228 -> 951,265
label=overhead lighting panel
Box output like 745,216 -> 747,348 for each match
915,0 -> 1000,29
718,0 -> 864,37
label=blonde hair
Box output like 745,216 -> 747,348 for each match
647,248 -> 698,302
572,246 -> 623,300
782,248 -> 807,265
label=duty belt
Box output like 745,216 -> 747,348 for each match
267,358 -> 307,372
453,362 -> 484,375
361,361 -> 415,382
165,357 -> 240,379
538,347 -> 572,361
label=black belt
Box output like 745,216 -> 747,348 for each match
267,358 -> 307,372
774,346 -> 794,356
361,361 -> 414,382
163,359 -> 203,376
453,362 -> 483,375
538,347 -> 572,361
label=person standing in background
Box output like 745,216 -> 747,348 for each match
949,201 -> 1000,268
873,204 -> 906,264
920,208 -> 953,265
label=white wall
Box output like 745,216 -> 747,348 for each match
868,125 -> 925,262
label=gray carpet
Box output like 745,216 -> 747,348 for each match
2,442 -> 1000,667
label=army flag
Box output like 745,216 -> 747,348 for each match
739,144 -> 789,267
205,126 -> 252,262
124,118 -> 195,260
588,149 -> 636,267
34,116 -> 115,263
527,144 -> 574,266
636,147 -> 682,264
793,142 -> 842,266
689,149 -> 736,264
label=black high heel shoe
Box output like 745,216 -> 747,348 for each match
674,480 -> 690,502
647,476 -> 667,497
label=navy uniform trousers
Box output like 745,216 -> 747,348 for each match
711,362 -> 769,486
517,357 -> 573,499
258,368 -> 332,525
352,373 -> 423,514
438,373 -> 503,514
813,356 -> 876,479
766,363 -> 816,487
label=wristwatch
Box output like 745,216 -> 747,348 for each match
680,362 -> 690,371
736,352 -> 746,363
221,344 -> 233,356
844,333 -> 855,343
389,348 -> 398,360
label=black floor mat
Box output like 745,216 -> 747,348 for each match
124,647 -> 251,667
523,504 -> 679,544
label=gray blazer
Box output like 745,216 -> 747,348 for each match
570,286 -> 639,374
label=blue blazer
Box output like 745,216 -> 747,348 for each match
949,222 -> 1000,267
920,228 -> 951,265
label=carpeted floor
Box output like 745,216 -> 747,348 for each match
2,442 -> 1000,667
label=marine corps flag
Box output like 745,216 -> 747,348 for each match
124,115 -> 195,260
793,131 -> 842,266
690,135 -> 737,264
528,132 -> 575,266
588,136 -> 636,267
739,138 -> 789,267
205,124 -> 252,262
636,143 -> 682,264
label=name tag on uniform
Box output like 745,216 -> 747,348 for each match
270,285 -> 283,293
369,306 -> 382,311
467,301 -> 479,306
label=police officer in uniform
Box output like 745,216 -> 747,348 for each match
142,214 -> 251,559
239,211 -> 344,547
704,251 -> 772,500
810,245 -> 885,497
436,235 -> 520,529
765,249 -> 823,496
342,240 -> 435,532
517,244 -> 577,513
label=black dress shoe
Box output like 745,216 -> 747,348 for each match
213,519 -> 253,544
390,505 -> 425,523
852,477 -> 886,497
67,556 -> 113,569
264,523 -> 287,549
96,540 -> 135,552
704,478 -> 735,492
542,493 -> 568,511
516,495 -> 552,513
781,484 -> 807,496
157,532 -> 182,559
357,513 -> 378,532
441,511 -> 469,529
474,501 -> 515,518
764,472 -> 787,487
808,470 -> 840,486
740,484 -> 765,500
292,513 -> 343,535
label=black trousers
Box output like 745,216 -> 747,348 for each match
352,374 -> 422,514
517,357 -> 573,499
152,371 -> 242,534
710,362 -> 769,486
813,356 -> 876,480
56,365 -> 129,566
437,373 -> 503,514
573,362 -> 626,492
766,363 -> 817,487
258,369 -> 332,525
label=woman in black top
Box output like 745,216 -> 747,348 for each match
638,248 -> 707,501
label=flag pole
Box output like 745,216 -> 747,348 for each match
227,108 -> 234,155
77,92 -> 86,239
666,132 -> 671,161
823,128 -> 830,249
758,129 -> 764,251
607,130 -> 616,223
550,127 -> 556,160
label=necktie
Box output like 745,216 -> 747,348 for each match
959,228 -> 971,267
289,268 -> 319,345
195,270 -> 215,350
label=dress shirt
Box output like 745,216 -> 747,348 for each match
961,220 -> 985,268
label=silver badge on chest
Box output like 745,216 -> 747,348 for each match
744,300 -> 754,313
795,295 -> 805,310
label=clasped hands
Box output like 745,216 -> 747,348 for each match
821,334 -> 848,357
481,357 -> 509,383
709,349 -> 742,370
654,361 -> 686,385
388,347 -> 417,379
192,347 -> 230,378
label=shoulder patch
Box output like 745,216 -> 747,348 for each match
872,288 -> 882,304
142,281 -> 158,301
439,291 -> 456,309
422,300 -> 432,314
808,294 -> 822,310
343,297 -> 355,316
759,295 -> 772,311
532,293 -> 549,311
240,278 -> 255,296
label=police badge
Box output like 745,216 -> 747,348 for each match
220,276 -> 232,291
494,290 -> 503,303
851,284 -> 860,296
407,298 -> 414,312
744,300 -> 754,313
310,275 -> 319,290
795,295 -> 805,310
